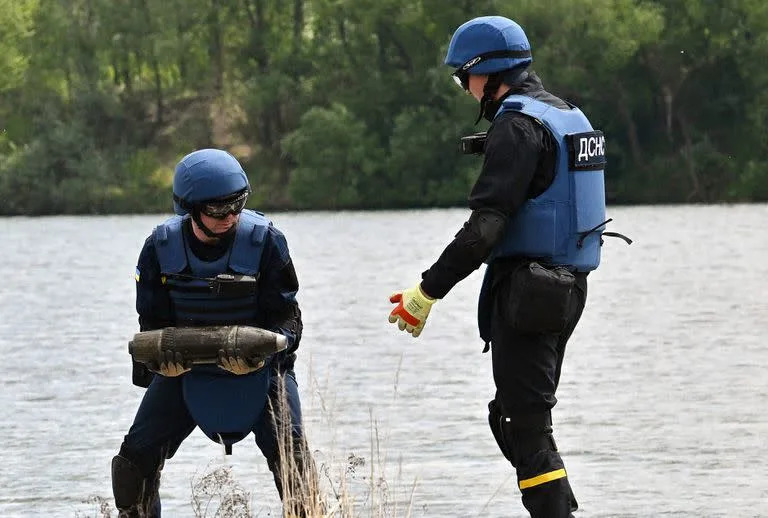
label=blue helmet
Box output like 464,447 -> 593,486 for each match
444,16 -> 532,75
172,149 -> 250,215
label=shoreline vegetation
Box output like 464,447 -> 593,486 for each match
3,198 -> 767,218
2,1 -> 767,216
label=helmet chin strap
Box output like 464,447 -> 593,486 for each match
474,73 -> 504,125
191,208 -> 237,240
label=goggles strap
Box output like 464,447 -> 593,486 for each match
456,49 -> 532,73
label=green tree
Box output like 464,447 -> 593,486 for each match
282,103 -> 383,209
1,0 -> 767,214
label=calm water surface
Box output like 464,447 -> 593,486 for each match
0,205 -> 766,517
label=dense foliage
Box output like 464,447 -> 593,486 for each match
0,0 -> 765,214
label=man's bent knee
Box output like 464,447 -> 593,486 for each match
488,399 -> 555,467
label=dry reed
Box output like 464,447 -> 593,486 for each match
80,362 -> 418,517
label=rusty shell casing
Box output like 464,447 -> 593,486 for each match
128,325 -> 288,365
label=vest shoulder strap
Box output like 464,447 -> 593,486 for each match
154,215 -> 187,274
229,210 -> 271,275
153,211 -> 271,275
498,94 -> 553,120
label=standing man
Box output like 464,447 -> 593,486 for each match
388,16 -> 625,518
113,148 -> 318,517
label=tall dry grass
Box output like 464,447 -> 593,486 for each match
81,362 -> 417,518
274,364 -> 419,518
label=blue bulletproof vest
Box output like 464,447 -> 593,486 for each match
153,209 -> 270,326
489,94 -> 607,271
152,209 -> 273,449
477,95 -> 607,344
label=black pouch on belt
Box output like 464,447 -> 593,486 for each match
501,261 -> 575,334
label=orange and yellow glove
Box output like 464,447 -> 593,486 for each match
388,283 -> 437,337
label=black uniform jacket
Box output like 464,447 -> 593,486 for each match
420,71 -> 570,299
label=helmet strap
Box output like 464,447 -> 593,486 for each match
474,73 -> 504,125
191,207 -> 237,241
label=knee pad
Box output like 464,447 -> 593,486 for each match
112,451 -> 161,516
488,400 -> 556,467
488,400 -> 515,463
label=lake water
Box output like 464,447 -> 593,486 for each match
0,204 -> 766,517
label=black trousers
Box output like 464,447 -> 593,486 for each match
115,369 -> 316,517
489,264 -> 587,518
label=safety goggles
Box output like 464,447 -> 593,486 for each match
451,49 -> 533,91
200,191 -> 249,219
452,69 -> 470,91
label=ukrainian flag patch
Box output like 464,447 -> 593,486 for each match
135,267 -> 140,282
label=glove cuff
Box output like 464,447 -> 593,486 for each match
417,284 -> 438,303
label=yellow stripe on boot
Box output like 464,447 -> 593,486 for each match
519,468 -> 567,490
